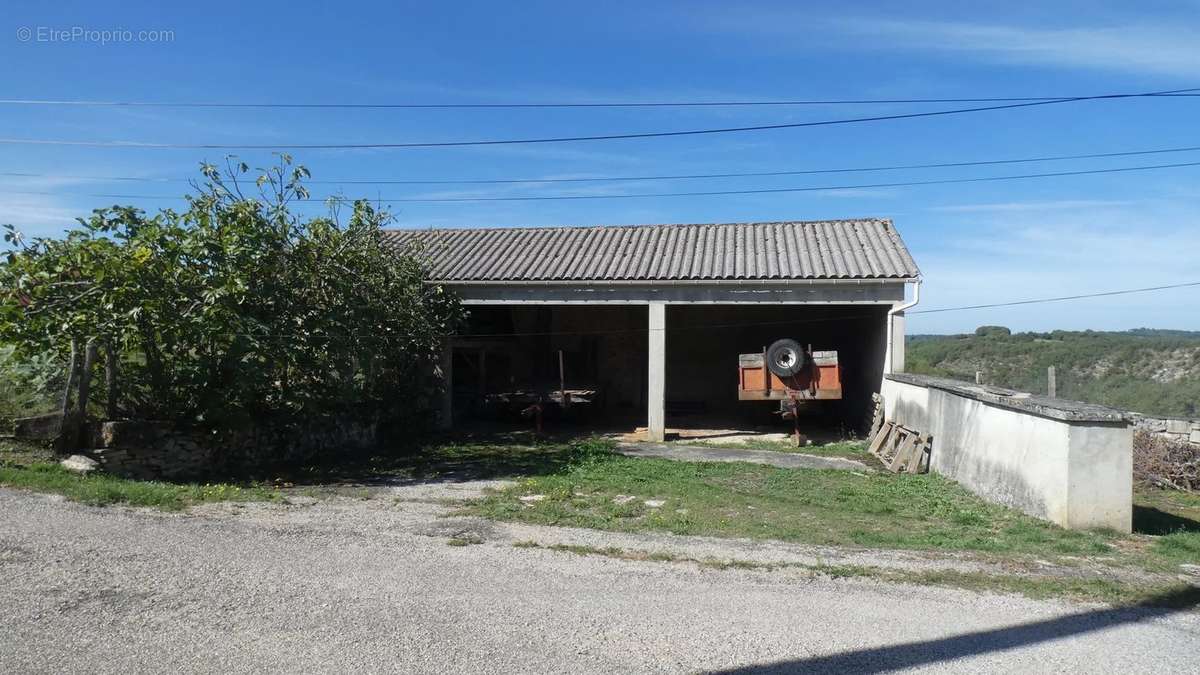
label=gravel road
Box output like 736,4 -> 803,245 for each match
2,485 -> 1197,674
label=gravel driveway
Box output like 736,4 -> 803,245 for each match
2,484 -> 1197,674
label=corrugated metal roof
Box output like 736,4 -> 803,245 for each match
382,219 -> 920,282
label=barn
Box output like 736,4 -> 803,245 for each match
384,218 -> 921,441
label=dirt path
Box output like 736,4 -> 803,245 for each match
3,484 -> 1199,673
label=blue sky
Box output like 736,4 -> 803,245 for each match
2,0 -> 1198,334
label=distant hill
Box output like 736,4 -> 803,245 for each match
905,329 -> 1200,418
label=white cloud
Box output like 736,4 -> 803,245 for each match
928,199 -> 1136,213
0,197 -> 83,240
910,202 -> 1200,333
684,7 -> 1200,79
831,18 -> 1200,78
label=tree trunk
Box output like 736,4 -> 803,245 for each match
105,341 -> 119,420
56,338 -> 81,454
138,319 -> 167,404
75,339 -> 98,450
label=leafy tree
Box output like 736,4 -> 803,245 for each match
0,156 -> 463,433
974,325 -> 1012,337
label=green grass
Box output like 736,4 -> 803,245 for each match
469,439 -> 1115,557
0,460 -> 281,511
465,438 -> 1200,605
681,438 -> 876,463
1132,488 -> 1200,568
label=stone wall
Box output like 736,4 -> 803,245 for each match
12,412 -> 63,442
881,373 -> 1132,533
1129,414 -> 1200,448
88,418 -> 378,480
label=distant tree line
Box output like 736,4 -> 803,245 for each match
907,327 -> 1200,417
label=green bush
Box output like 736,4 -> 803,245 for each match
0,157 -> 464,434
974,325 -> 1012,337
0,345 -> 60,427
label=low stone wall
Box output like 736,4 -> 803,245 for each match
12,412 -> 63,442
881,373 -> 1132,533
1130,414 -> 1200,448
89,418 -> 378,480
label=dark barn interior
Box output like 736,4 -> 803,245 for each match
450,304 -> 889,435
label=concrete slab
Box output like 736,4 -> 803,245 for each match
616,442 -> 874,472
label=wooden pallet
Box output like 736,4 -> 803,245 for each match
867,421 -> 931,474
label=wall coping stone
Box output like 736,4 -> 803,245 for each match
885,373 -> 1131,424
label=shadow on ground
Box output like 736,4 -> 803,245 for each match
273,428 -> 600,487
715,586 -> 1200,674
1134,505 -> 1200,536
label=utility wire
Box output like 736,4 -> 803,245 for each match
0,87 -> 1194,151
4,159 -> 1200,203
911,281 -> 1200,314
1,92 -> 1197,109
4,143 -> 1200,186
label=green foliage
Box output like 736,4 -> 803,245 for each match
0,156 -> 464,430
974,325 -> 1011,337
0,345 -> 61,426
907,329 -> 1200,417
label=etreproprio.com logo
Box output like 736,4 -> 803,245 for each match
17,26 -> 175,45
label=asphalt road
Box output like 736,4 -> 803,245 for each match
2,487 -> 1198,674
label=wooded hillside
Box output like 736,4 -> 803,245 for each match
906,329 -> 1200,418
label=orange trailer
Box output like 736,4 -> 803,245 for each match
737,340 -> 842,444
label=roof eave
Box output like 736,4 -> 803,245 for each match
427,277 -> 917,286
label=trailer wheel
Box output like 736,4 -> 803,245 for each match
766,339 -> 808,377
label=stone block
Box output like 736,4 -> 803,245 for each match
99,420 -> 175,448
1136,418 -> 1168,433
13,413 -> 62,441
1191,429 -> 1200,445
60,454 -> 99,474
1166,419 -> 1191,434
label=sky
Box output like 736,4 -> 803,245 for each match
1,0 -> 1198,334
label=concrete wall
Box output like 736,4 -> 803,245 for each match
881,374 -> 1132,532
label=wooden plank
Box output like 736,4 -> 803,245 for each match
905,434 -> 931,474
878,427 -> 905,468
888,432 -> 917,472
867,422 -> 893,457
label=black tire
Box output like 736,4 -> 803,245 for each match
766,339 -> 807,378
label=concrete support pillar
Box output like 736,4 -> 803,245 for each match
437,343 -> 453,431
647,302 -> 666,442
886,311 -> 906,374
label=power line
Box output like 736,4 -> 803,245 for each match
911,281 -> 1200,314
4,159 -> 1200,203
1,92 -> 1196,109
4,143 -> 1200,186
0,87 -> 1194,151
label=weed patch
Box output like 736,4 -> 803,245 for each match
0,461 -> 280,511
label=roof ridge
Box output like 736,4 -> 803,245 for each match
382,218 -> 892,235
